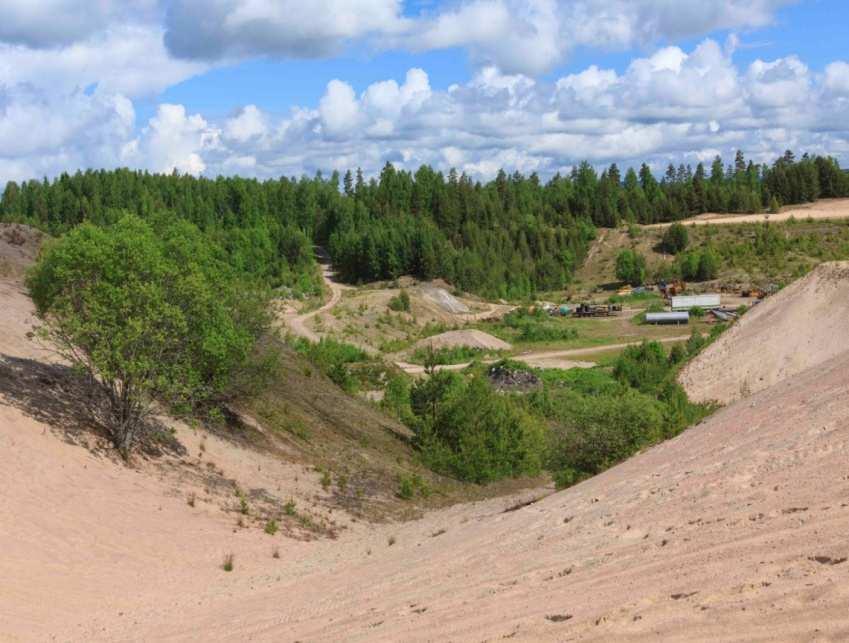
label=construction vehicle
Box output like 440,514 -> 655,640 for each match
574,302 -> 622,318
658,279 -> 686,298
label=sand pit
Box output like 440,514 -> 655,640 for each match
680,261 -> 849,404
7,230 -> 849,640
415,329 -> 512,352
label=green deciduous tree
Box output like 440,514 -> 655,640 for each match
661,222 -> 689,254
27,214 -> 269,457
615,249 -> 647,286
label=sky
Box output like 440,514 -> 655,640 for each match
0,0 -> 848,184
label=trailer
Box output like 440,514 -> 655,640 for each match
671,294 -> 721,311
645,311 -> 690,325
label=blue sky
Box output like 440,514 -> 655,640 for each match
150,1 -> 844,119
1,0 -> 848,182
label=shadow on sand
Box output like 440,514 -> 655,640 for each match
0,353 -> 185,459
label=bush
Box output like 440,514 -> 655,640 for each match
388,289 -> 411,312
410,345 -> 486,365
411,374 -> 546,484
678,248 -> 719,281
661,223 -> 689,254
615,249 -> 647,286
27,215 -> 269,457
546,389 -> 665,482
613,341 -> 670,394
291,337 -> 367,393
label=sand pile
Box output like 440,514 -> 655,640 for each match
680,261 -> 849,404
419,285 -> 470,314
415,329 -> 511,352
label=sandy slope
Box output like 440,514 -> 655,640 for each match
680,261 -> 849,404
5,234 -> 849,641
648,197 -> 849,228
6,345 -> 848,641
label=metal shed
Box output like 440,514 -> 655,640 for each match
671,294 -> 721,311
646,311 -> 690,325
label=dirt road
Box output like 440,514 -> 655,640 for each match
647,197 -> 849,228
282,259 -> 349,343
395,335 -> 694,375
284,256 -> 694,375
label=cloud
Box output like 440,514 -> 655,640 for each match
0,25 -> 207,98
160,0 -> 796,75
164,0 -> 407,60
123,104 -> 219,175
3,39 -> 848,185
0,84 -> 135,182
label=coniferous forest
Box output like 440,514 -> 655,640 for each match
2,150 -> 847,299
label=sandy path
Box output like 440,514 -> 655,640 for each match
395,335 -> 692,374
282,258 -> 349,343
647,197 -> 849,228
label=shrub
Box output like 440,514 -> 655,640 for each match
264,519 -> 279,535
26,215 -> 269,457
546,389 -> 665,482
686,329 -> 706,356
615,249 -> 647,286
388,289 -> 411,312
661,223 -> 689,254
222,553 -> 234,572
613,341 -> 670,394
410,345 -> 486,365
412,375 -> 546,484
291,337 -> 367,393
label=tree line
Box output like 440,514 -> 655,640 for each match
2,150 -> 847,299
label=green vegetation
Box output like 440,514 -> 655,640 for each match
409,373 -> 546,483
661,222 -> 689,254
410,345 -> 488,366
387,289 -> 411,312
539,341 -> 715,487
222,553 -> 234,572
397,473 -> 431,500
615,249 -> 647,285
26,214 -> 270,457
677,247 -> 719,281
484,307 -> 579,344
6,152 -> 844,302
290,337 -> 371,393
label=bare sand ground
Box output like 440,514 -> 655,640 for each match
680,261 -> 849,404
6,234 -> 849,641
648,197 -> 849,228
5,336 -> 849,641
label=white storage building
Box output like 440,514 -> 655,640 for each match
671,294 -> 721,311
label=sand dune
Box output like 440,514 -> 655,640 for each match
680,261 -> 849,404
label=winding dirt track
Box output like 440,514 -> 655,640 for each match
283,257 -> 691,374
282,259 -> 349,343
